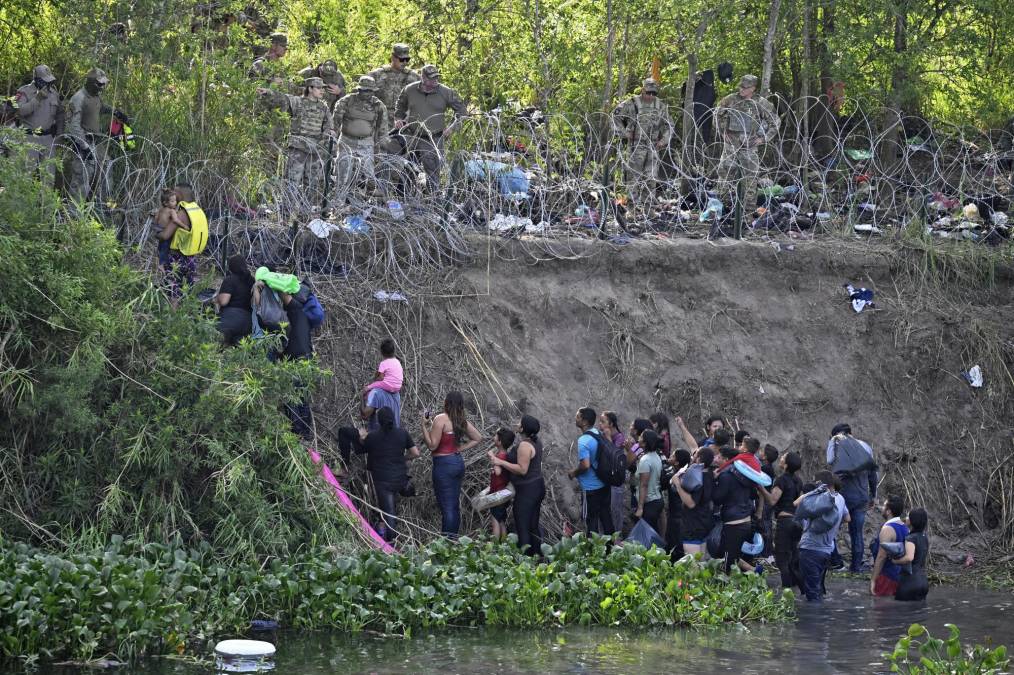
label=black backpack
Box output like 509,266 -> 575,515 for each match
584,431 -> 627,487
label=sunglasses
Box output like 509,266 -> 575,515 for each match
398,57 -> 411,63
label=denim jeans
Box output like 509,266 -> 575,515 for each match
847,506 -> 867,572
799,548 -> 830,601
432,453 -> 465,537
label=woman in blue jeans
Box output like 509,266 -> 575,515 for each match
422,391 -> 481,537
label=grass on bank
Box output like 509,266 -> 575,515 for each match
0,534 -> 794,664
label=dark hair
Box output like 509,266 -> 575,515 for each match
815,470 -> 842,491
641,429 -> 662,454
886,495 -> 905,518
673,448 -> 692,470
697,447 -> 715,469
705,415 -> 724,431
632,418 -> 652,437
763,444 -> 779,465
744,437 -> 761,454
495,427 -> 516,450
519,414 -> 541,442
377,406 -> 396,432
160,188 -> 176,206
444,391 -> 468,440
578,407 -> 596,427
801,482 -> 817,493
227,254 -> 254,286
908,507 -> 928,533
784,451 -> 802,474
602,411 -> 619,432
380,337 -> 396,358
649,412 -> 670,434
735,430 -> 750,444
718,445 -> 737,459
713,428 -> 732,447
830,423 -> 851,437
174,183 -> 196,201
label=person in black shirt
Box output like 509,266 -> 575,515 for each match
357,406 -> 419,542
666,448 -> 693,560
712,445 -> 756,573
895,507 -> 930,602
761,451 -> 803,589
215,255 -> 254,345
673,446 -> 715,556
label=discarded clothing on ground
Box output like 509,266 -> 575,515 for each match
844,283 -> 875,312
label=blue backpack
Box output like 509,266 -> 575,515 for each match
296,282 -> 325,329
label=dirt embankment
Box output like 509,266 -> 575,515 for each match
314,236 -> 1014,564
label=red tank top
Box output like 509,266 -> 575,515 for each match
433,430 -> 458,457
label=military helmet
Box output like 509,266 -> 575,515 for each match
392,43 -> 410,58
86,67 -> 109,85
357,75 -> 378,92
318,60 -> 338,76
304,76 -> 325,88
739,74 -> 759,89
34,64 -> 57,83
420,64 -> 440,80
642,77 -> 659,93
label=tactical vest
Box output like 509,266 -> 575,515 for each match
291,97 -> 329,139
341,95 -> 380,139
79,92 -> 104,135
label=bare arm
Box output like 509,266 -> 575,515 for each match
761,485 -> 782,507
420,414 -> 447,450
492,441 -> 534,476
215,292 -> 232,309
636,469 -> 650,515
673,478 -> 697,509
406,444 -> 420,460
675,416 -> 700,452
895,540 -> 916,565
458,421 -> 481,453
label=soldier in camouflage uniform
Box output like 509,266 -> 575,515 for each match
298,60 -> 346,111
333,76 -> 389,192
394,64 -> 467,193
611,78 -> 673,214
367,44 -> 419,153
12,65 -> 62,177
713,74 -> 780,215
249,32 -> 288,82
65,68 -> 121,201
258,76 -> 335,208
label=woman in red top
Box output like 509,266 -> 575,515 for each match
487,428 -> 515,539
421,391 -> 481,537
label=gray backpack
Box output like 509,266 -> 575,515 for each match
795,487 -> 839,534
829,435 -> 877,475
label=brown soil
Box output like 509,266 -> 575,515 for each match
309,234 -> 1014,562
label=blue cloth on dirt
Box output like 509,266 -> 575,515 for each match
497,167 -> 529,197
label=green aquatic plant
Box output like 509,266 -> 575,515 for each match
0,534 -> 794,663
886,623 -> 1010,674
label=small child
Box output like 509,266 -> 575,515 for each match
488,427 -> 515,540
154,188 -> 184,270
364,338 -> 403,395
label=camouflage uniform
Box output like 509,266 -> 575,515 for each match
260,77 -> 335,194
65,68 -> 112,200
249,32 -> 288,82
297,61 -> 346,110
367,44 -> 419,153
333,76 -> 389,190
394,65 -> 467,192
713,74 -> 779,213
13,65 -> 62,176
611,78 -> 673,212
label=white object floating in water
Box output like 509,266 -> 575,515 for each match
214,639 -> 276,673
964,365 -> 984,388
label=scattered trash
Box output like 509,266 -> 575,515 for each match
250,619 -> 280,631
489,213 -> 533,232
307,218 -> 338,238
962,365 -> 983,388
991,212 -> 1008,226
758,385 -> 766,394
844,283 -> 875,313
387,200 -> 404,221
524,221 -> 549,234
699,197 -> 724,222
343,210 -> 371,234
373,290 -> 408,303
853,223 -> 883,235
816,212 -> 831,222
962,203 -> 981,220
845,148 -> 873,161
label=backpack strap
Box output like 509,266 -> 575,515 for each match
581,430 -> 600,470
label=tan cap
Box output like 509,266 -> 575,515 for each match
34,65 -> 57,83
357,75 -> 378,91
420,64 -> 440,80
304,76 -> 325,88
392,43 -> 410,57
269,32 -> 288,46
642,77 -> 659,93
86,68 -> 109,85
739,74 -> 759,88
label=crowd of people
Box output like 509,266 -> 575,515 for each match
338,357 -> 931,604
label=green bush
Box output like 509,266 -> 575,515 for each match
0,143 -> 344,559
886,623 -> 1010,674
0,535 -> 795,663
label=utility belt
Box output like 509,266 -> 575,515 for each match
403,122 -> 443,140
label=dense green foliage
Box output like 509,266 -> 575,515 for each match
886,623 -> 1010,674
0,144 -> 342,559
0,535 -> 794,662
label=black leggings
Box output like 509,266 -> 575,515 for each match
584,485 -> 615,536
774,516 -> 802,589
721,522 -> 753,574
641,498 -> 663,534
513,479 -> 546,555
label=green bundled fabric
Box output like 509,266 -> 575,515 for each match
845,148 -> 873,161
757,185 -> 784,198
255,267 -> 300,294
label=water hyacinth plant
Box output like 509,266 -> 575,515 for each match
0,534 -> 794,663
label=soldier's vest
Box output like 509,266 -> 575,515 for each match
631,99 -> 667,143
370,66 -> 418,111
15,86 -> 59,134
289,97 -> 329,150
341,96 -> 380,139
79,92 -> 104,135
726,102 -> 760,135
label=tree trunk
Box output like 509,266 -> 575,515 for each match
761,0 -> 783,94
680,12 -> 713,182
603,0 -> 615,111
880,0 -> 908,168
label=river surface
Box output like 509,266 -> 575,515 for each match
39,580 -> 1013,674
